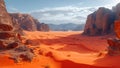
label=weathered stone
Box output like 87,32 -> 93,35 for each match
107,20 -> 120,56
114,20 -> 120,39
0,0 -> 35,63
10,13 -> 50,31
0,24 -> 13,31
107,38 -> 120,56
37,23 -> 50,31
19,52 -> 34,62
0,32 -> 14,39
84,7 -> 115,35
10,13 -> 37,31
0,40 -> 6,49
11,17 -> 24,35
0,0 -> 13,26
7,42 -> 19,49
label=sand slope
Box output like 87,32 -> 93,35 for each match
0,31 -> 119,68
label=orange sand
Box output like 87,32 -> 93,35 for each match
0,31 -> 119,68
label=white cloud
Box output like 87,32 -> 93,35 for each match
30,6 -> 98,24
30,2 -> 117,24
30,3 -> 117,24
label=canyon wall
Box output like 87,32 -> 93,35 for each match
84,7 -> 116,35
10,13 -> 50,31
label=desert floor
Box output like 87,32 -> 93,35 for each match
0,31 -> 120,68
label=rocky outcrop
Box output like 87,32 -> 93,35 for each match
107,20 -> 120,56
34,19 -> 50,31
10,13 -> 50,31
0,0 -> 20,49
11,16 -> 24,35
37,23 -> 50,31
10,13 -> 37,31
113,3 -> 120,20
84,7 -> 115,35
0,0 -> 34,62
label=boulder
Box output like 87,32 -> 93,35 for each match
107,38 -> 120,56
7,42 -> 19,49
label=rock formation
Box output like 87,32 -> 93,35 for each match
34,19 -> 50,31
37,23 -> 50,31
106,3 -> 120,55
107,20 -> 120,56
0,0 -> 20,49
11,16 -> 24,35
113,3 -> 120,20
10,13 -> 37,31
0,0 -> 34,62
84,7 -> 115,35
10,13 -> 50,31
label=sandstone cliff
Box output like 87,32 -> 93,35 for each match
84,7 -> 115,35
0,0 -> 21,49
107,20 -> 120,56
10,13 -> 50,31
10,13 -> 37,31
0,0 -> 34,62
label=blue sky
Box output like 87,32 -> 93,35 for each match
5,0 -> 120,24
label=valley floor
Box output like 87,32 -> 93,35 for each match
0,31 -> 120,68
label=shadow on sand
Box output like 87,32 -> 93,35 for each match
29,34 -> 100,53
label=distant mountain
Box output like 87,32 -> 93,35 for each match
48,23 -> 85,31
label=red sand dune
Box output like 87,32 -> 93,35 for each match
0,31 -> 120,68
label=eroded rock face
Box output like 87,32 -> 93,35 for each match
11,17 -> 24,35
107,20 -> 120,56
34,19 -> 50,31
107,3 -> 120,55
113,3 -> 120,20
0,0 -> 20,49
84,7 -> 115,35
0,0 -> 13,26
10,13 -> 37,31
0,24 -> 13,31
114,20 -> 120,38
0,32 -> 15,39
10,13 -> 50,31
37,23 -> 50,31
0,0 -> 34,62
